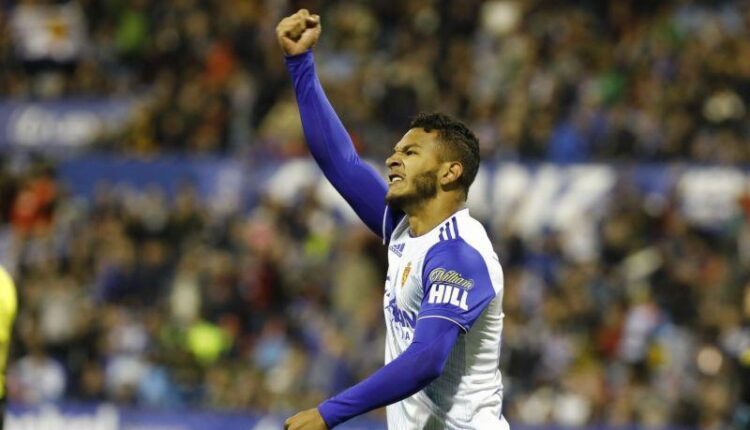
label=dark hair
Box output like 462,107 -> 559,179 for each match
409,112 -> 480,199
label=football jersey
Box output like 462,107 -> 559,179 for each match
382,207 -> 508,430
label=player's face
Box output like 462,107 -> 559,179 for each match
385,128 -> 442,209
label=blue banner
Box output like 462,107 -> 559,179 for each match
57,154 -> 249,216
53,156 -> 750,237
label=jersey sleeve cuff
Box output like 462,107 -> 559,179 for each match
284,50 -> 313,64
317,402 -> 336,429
417,314 -> 467,333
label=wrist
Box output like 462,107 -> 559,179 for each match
284,49 -> 313,63
317,400 -> 336,429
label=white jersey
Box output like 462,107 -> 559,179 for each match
382,207 -> 508,430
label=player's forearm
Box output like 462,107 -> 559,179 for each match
285,50 -> 387,235
318,342 -> 443,428
317,318 -> 459,428
285,50 -> 360,171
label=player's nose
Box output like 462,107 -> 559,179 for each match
386,153 -> 402,169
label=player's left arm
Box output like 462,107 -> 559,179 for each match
289,317 -> 460,429
286,240 -> 499,429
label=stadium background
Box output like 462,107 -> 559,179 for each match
1,0 -> 750,429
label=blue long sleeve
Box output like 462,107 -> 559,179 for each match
285,51 -> 388,236
317,317 -> 461,428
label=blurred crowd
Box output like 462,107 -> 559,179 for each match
2,154 -> 750,429
2,0 -> 750,429
0,0 -> 748,161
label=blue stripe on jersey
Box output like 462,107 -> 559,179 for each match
437,217 -> 462,241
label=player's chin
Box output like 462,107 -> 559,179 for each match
385,183 -> 403,198
385,187 -> 410,208
385,189 -> 397,204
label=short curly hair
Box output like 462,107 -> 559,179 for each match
409,112 -> 480,199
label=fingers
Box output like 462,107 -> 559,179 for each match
276,10 -> 321,54
298,20 -> 321,49
276,10 -> 307,38
305,14 -> 319,28
284,415 -> 297,430
298,14 -> 321,49
276,10 -> 319,38
277,17 -> 304,40
277,29 -> 298,54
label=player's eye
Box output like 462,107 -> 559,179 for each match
406,150 -> 416,156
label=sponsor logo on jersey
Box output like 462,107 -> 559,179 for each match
385,297 -> 416,329
427,283 -> 469,311
389,242 -> 405,257
428,268 -> 474,290
401,262 -> 411,288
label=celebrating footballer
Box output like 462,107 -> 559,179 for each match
278,9 -> 508,430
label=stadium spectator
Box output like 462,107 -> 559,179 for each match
0,147 -> 747,427
0,0 -> 747,161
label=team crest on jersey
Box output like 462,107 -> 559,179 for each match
401,262 -> 412,288
428,268 -> 474,290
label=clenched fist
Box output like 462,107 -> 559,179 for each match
276,9 -> 321,56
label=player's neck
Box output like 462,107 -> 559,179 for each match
405,195 -> 465,237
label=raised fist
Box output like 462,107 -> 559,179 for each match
276,9 -> 321,56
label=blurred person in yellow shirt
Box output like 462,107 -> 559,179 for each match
0,266 -> 17,430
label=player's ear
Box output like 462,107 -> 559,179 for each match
440,161 -> 463,188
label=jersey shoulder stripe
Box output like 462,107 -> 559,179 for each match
438,216 -> 460,242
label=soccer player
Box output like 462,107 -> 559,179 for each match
278,10 -> 507,430
0,266 -> 17,430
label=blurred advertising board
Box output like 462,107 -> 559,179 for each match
6,403 -> 385,430
0,100 -> 135,148
56,155 -> 247,216
53,157 -> 750,238
262,161 -> 749,235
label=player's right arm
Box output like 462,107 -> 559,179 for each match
278,10 -> 388,237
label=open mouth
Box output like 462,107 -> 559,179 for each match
388,174 -> 404,184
